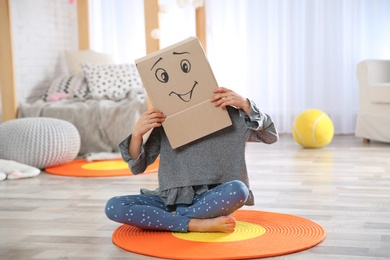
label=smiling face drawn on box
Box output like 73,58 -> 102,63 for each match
151,52 -> 198,103
149,51 -> 205,110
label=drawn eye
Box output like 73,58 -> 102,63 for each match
155,68 -> 169,83
180,59 -> 191,73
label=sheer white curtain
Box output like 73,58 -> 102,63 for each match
89,0 -> 195,61
89,0 -> 146,63
206,0 -> 390,134
158,0 -> 196,48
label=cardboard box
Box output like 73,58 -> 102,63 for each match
135,37 -> 232,149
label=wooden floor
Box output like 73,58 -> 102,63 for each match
1,134 -> 389,260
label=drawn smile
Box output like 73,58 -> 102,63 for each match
169,81 -> 198,102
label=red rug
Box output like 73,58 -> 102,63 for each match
45,158 -> 159,177
112,210 -> 326,259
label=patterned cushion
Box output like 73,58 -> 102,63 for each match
81,63 -> 143,100
0,118 -> 80,169
43,75 -> 89,101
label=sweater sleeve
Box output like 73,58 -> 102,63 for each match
239,99 -> 279,144
118,129 -> 161,174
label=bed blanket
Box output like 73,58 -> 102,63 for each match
18,92 -> 147,155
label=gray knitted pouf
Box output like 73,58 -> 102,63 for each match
0,117 -> 80,169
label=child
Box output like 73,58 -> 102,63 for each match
105,87 -> 278,233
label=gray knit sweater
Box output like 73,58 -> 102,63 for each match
119,100 -> 278,206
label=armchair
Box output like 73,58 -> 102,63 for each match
356,60 -> 390,143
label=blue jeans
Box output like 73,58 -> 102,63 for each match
105,180 -> 249,232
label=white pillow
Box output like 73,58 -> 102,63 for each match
43,75 -> 89,101
81,63 -> 143,100
65,50 -> 114,75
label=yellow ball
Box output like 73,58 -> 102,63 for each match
292,109 -> 334,148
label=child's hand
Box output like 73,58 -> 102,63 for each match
132,109 -> 166,139
211,87 -> 251,115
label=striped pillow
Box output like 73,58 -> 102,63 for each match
43,75 -> 89,101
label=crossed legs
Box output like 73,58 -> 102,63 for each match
105,180 -> 249,233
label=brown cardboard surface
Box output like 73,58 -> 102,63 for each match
135,37 -> 232,149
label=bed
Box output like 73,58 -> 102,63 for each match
18,50 -> 147,155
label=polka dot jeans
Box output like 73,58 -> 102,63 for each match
105,180 -> 249,232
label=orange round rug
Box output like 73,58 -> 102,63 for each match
112,210 -> 326,259
45,158 -> 159,177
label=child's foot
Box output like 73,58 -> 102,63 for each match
188,216 -> 236,233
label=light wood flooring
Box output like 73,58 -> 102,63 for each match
1,134 -> 389,260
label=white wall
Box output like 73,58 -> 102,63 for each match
1,0 -> 78,119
